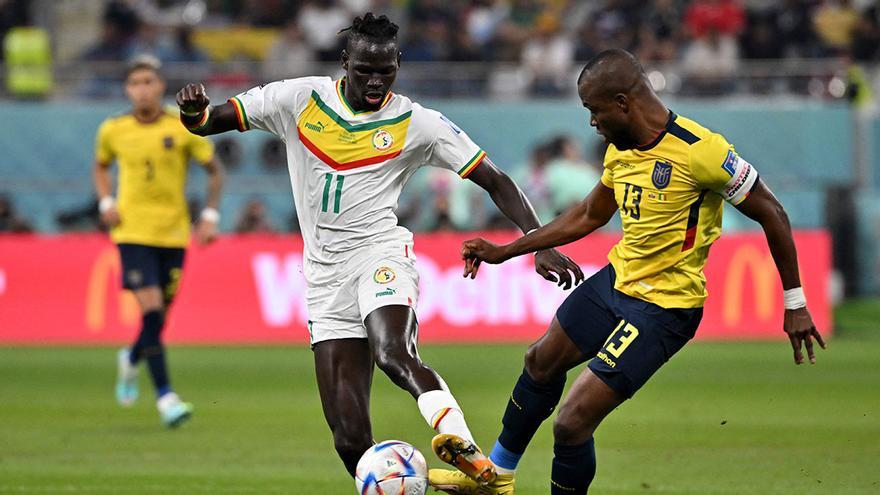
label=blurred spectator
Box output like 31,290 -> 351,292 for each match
0,195 -> 33,233
684,0 -> 745,38
239,0 -> 295,27
80,1 -> 139,63
0,0 -> 29,62
130,21 -> 175,62
78,1 -> 140,98
740,10 -> 785,59
776,0 -> 822,57
577,0 -> 640,59
263,20 -> 316,81
298,1 -> 350,62
494,0 -> 546,61
682,28 -> 740,95
165,26 -> 210,64
638,0 -> 683,62
812,0 -> 859,54
543,136 -> 601,216
463,0 -> 506,57
235,199 -> 275,233
512,142 -> 555,224
521,13 -> 574,96
403,18 -> 451,62
851,0 -> 880,61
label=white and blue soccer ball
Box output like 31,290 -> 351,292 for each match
355,440 -> 428,495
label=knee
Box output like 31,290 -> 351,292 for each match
524,344 -> 563,385
553,406 -> 595,446
373,346 -> 418,381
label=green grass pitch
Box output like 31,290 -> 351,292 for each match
1,335 -> 878,494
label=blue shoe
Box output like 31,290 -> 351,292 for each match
116,348 -> 139,407
157,392 -> 193,428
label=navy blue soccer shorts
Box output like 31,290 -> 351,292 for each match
556,264 -> 703,398
117,243 -> 186,304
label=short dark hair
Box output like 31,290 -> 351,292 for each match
124,55 -> 162,80
339,12 -> 399,48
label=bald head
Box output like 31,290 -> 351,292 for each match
577,49 -> 667,150
577,49 -> 648,99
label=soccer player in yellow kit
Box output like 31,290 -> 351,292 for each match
432,49 -> 825,494
93,58 -> 225,428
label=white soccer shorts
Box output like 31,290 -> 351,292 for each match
306,243 -> 420,346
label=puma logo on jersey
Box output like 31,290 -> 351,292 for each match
304,121 -> 326,133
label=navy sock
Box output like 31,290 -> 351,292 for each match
489,369 -> 565,470
131,310 -> 171,397
550,438 -> 596,495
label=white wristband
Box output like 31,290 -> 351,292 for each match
200,207 -> 220,224
783,287 -> 807,310
98,196 -> 115,214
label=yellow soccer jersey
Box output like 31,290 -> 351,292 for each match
95,109 -> 214,248
601,111 -> 759,309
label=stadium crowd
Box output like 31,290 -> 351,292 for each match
2,0 -> 880,98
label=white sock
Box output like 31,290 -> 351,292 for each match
417,390 -> 475,445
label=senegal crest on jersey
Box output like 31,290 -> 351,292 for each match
297,91 -> 410,170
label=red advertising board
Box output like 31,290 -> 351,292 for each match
0,232 -> 831,344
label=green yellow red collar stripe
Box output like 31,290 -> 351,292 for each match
311,91 -> 410,132
228,97 -> 249,131
457,150 -> 487,178
336,78 -> 393,116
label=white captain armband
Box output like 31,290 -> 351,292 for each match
719,150 -> 759,205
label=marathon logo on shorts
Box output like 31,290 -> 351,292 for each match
374,267 -> 396,284
651,161 -> 673,189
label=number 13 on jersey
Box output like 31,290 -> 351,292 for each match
322,173 -> 345,214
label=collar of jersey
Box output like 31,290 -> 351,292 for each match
636,110 -> 676,152
309,90 -> 411,133
335,78 -> 394,116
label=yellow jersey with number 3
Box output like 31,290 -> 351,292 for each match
601,112 -> 759,309
95,109 -> 214,248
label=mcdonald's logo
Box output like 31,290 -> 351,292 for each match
85,248 -> 139,332
722,244 -> 778,327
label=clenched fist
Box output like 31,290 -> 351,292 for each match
176,83 -> 210,115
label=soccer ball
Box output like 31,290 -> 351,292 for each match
355,440 -> 428,495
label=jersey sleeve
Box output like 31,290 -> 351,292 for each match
188,133 -> 215,165
421,109 -> 486,179
228,80 -> 302,139
690,133 -> 759,205
600,146 -> 615,188
95,120 -> 114,166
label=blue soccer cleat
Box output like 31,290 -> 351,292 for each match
115,348 -> 139,407
157,392 -> 193,428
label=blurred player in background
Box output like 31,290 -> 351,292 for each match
433,49 -> 825,494
93,56 -> 225,428
176,13 -> 581,480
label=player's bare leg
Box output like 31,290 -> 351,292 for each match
430,318 -> 586,494
313,338 -> 375,476
364,305 -> 495,483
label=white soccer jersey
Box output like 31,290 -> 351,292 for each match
229,77 -> 486,283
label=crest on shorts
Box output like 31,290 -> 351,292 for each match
372,129 -> 393,151
652,161 -> 672,189
126,269 -> 143,288
374,267 -> 396,284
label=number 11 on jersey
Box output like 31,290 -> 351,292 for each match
322,173 -> 345,214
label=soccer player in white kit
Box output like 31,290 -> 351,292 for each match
176,13 -> 583,483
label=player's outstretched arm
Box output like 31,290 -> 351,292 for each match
93,160 -> 120,227
194,157 -> 226,245
735,179 -> 826,364
176,83 -> 240,136
461,181 -> 617,278
466,158 -> 584,288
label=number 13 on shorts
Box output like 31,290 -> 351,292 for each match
603,320 -> 640,358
